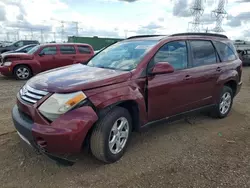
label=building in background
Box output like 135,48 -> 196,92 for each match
68,36 -> 123,50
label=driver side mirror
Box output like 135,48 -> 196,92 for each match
150,62 -> 174,75
39,52 -> 45,56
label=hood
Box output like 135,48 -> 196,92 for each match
1,50 -> 14,55
27,64 -> 131,93
2,53 -> 34,60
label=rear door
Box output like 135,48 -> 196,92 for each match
76,45 -> 94,64
212,40 -> 239,98
186,40 -> 220,109
58,45 -> 77,66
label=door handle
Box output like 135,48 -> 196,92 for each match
184,75 -> 192,80
216,67 -> 222,72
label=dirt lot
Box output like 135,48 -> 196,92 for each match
0,68 -> 250,188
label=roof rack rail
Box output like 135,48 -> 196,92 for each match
170,32 -> 228,39
127,35 -> 167,39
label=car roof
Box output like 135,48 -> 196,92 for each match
39,43 -> 92,47
126,33 -> 229,42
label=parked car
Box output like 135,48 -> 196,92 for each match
0,40 -> 39,54
0,43 -> 94,80
12,33 -> 242,165
237,50 -> 250,66
1,44 -> 38,55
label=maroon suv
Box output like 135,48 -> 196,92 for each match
12,33 -> 242,164
0,43 -> 94,80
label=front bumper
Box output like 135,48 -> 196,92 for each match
0,66 -> 12,76
12,104 -> 98,165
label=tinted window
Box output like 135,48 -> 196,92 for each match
24,46 -> 35,52
60,45 -> 76,54
213,41 -> 237,62
190,40 -> 216,67
40,46 -> 57,55
78,46 -> 91,54
153,41 -> 188,70
15,41 -> 24,47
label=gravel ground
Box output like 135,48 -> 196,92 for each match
0,68 -> 250,188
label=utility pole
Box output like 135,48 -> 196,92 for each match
6,32 -> 10,41
61,21 -> 65,42
211,0 -> 227,33
75,22 -> 78,36
53,32 -> 56,42
188,0 -> 205,32
16,30 -> 19,40
30,28 -> 33,39
40,29 -> 44,43
124,29 -> 128,38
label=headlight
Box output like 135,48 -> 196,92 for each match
38,91 -> 87,121
3,61 -> 12,66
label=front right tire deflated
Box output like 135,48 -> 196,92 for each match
90,107 -> 132,163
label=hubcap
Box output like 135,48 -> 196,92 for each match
17,68 -> 29,79
108,117 -> 129,154
219,92 -> 232,115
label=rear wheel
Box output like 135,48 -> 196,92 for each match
211,86 -> 233,118
90,107 -> 132,163
14,65 -> 32,80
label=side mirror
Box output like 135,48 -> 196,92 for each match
39,52 -> 45,56
151,62 -> 174,75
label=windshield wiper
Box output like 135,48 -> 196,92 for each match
97,66 -> 117,70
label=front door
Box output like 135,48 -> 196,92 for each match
147,40 -> 195,121
36,46 -> 59,71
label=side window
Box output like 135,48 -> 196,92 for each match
60,45 -> 76,54
40,46 -> 57,55
190,40 -> 217,67
23,41 -> 30,45
25,46 -> 34,52
153,41 -> 188,70
77,46 -> 91,54
213,41 -> 237,62
15,41 -> 24,47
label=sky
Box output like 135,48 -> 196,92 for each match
0,0 -> 250,42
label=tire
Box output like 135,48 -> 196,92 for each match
90,106 -> 132,163
14,65 -> 32,80
210,86 -> 233,118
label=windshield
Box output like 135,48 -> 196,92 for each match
15,45 -> 33,52
87,40 -> 157,71
27,45 -> 40,54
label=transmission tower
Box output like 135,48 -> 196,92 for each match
211,0 -> 227,33
188,0 -> 205,32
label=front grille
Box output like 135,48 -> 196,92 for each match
19,85 -> 49,104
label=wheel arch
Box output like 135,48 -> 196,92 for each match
13,63 -> 33,76
224,80 -> 237,97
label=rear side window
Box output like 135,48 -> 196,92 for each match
40,46 -> 57,55
153,41 -> 188,70
78,46 -> 92,54
190,40 -> 217,67
60,45 -> 76,54
213,41 -> 237,62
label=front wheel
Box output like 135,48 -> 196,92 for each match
90,107 -> 132,163
14,65 -> 32,80
211,86 -> 233,118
